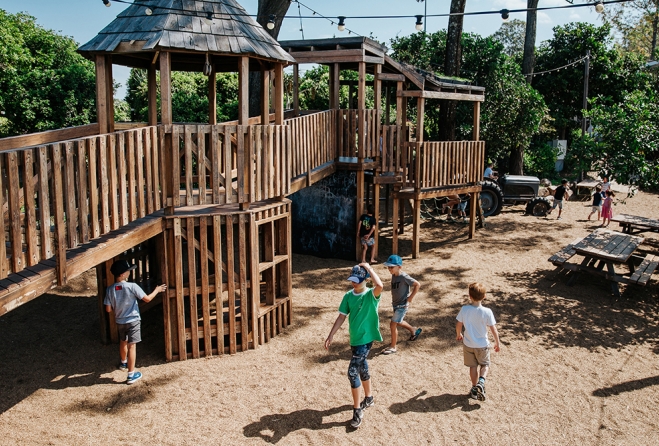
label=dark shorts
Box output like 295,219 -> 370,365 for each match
117,320 -> 141,344
348,342 -> 373,388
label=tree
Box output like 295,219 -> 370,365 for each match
439,0 -> 467,141
491,19 -> 526,57
522,0 -> 540,83
601,0 -> 659,60
0,9 -> 96,137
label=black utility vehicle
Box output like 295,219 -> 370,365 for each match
480,175 -> 551,217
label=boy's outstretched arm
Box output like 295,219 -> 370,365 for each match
325,314 -> 346,350
489,324 -> 501,352
142,284 -> 167,303
360,262 -> 383,298
455,321 -> 463,341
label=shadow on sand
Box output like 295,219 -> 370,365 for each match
389,390 -> 480,414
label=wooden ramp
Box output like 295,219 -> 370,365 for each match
0,212 -> 164,316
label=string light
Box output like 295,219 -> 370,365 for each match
415,15 -> 423,31
595,1 -> 605,13
102,0 -> 111,7
337,16 -> 346,32
267,14 -> 276,30
524,54 -> 590,77
297,2 -> 305,38
500,9 -> 509,21
145,7 -> 153,16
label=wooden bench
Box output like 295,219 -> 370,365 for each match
612,214 -> 659,235
548,238 -> 582,266
629,254 -> 659,285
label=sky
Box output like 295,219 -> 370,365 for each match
0,0 -> 605,98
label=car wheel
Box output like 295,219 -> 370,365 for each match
526,197 -> 551,216
480,180 -> 504,217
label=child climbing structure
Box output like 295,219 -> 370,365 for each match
0,0 -> 485,362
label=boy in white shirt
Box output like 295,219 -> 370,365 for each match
455,282 -> 500,401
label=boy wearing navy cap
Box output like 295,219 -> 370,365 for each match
104,260 -> 167,384
382,255 -> 422,355
324,262 -> 383,428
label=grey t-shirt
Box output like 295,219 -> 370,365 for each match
104,281 -> 147,324
390,271 -> 417,307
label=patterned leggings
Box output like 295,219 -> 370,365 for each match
348,342 -> 373,388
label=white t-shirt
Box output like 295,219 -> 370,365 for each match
456,304 -> 496,348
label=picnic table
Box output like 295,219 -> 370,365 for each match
611,214 -> 659,235
548,228 -> 658,296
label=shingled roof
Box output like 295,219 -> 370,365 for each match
79,0 -> 295,69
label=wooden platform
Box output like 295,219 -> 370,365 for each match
0,212 -> 164,316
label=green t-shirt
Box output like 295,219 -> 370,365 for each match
338,287 -> 382,346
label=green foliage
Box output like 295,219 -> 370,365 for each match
491,19 -> 527,57
573,89 -> 659,189
523,141 -> 560,180
125,69 -> 239,123
0,9 -> 97,137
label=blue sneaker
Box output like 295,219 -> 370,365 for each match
118,362 -> 128,371
126,371 -> 142,385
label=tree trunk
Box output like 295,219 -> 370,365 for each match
249,0 -> 293,118
509,146 -> 524,176
651,6 -> 658,60
439,0 -> 466,141
522,0 -> 539,84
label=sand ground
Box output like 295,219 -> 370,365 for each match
1,190 -> 659,445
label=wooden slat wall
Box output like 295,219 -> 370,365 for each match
335,109 -> 381,159
379,124 -> 401,173
0,126 -> 162,278
286,110 -> 336,181
410,141 -> 486,189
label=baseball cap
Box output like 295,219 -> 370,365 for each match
383,255 -> 403,267
110,260 -> 137,277
347,265 -> 369,283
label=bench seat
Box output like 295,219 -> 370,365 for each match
549,238 -> 582,266
629,254 -> 659,285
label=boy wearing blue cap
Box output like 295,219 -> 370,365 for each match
104,260 -> 167,384
382,255 -> 421,355
324,262 -> 383,428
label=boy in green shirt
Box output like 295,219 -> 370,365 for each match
325,263 -> 383,428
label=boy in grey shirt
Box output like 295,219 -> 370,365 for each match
381,255 -> 422,354
104,260 -> 166,384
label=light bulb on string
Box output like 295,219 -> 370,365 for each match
595,1 -> 604,13
102,0 -> 111,7
267,14 -> 276,30
337,16 -> 346,32
500,9 -> 509,21
415,15 -> 423,31
145,7 -> 153,15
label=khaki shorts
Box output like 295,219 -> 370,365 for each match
463,344 -> 490,367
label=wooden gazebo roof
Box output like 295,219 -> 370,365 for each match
79,0 -> 295,70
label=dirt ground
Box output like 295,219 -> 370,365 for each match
2,189 -> 659,445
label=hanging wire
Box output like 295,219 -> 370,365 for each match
524,54 -> 590,77
297,1 -> 305,39
293,1 -> 363,37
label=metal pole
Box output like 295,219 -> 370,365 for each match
424,0 -> 427,32
581,50 -> 590,136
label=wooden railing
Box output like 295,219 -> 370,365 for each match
379,124 -> 403,174
0,126 -> 162,281
164,124 -> 291,207
410,140 -> 486,189
337,109 -> 381,160
286,110 -> 336,180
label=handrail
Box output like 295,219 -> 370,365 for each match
0,123 -> 101,152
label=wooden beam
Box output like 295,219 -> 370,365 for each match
416,97 -> 425,143
105,56 -> 115,133
293,64 -> 299,117
377,73 -> 406,82
0,124 -> 99,152
469,191 -> 477,239
238,56 -> 249,125
374,64 -> 382,111
412,198 -> 420,259
148,64 -> 158,126
261,68 -> 270,125
95,55 -> 108,134
473,101 -> 481,141
274,63 -> 284,125
208,70 -> 217,125
331,64 -> 340,109
398,90 -> 485,102
160,52 -> 172,125
289,49 -> 364,60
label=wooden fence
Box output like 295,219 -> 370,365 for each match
164,124 -> 291,207
337,109 -> 381,160
379,124 -> 403,174
286,110 -> 336,180
410,140 -> 486,189
0,126 -> 162,281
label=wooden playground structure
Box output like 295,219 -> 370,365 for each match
0,0 -> 485,361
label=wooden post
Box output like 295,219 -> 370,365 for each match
160,52 -> 172,125
374,182 -> 381,260
331,64 -> 340,110
412,198 -> 420,258
147,64 -> 158,126
95,55 -> 108,134
208,70 -> 217,125
274,63 -> 284,125
261,68 -> 270,125
392,187 -> 399,255
469,191 -> 478,238
473,101 -> 481,141
374,64 -> 382,111
385,85 -> 391,125
416,97 -> 425,143
238,56 -> 249,125
293,64 -> 299,117
105,56 -> 115,133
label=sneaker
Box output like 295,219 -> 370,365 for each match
126,371 -> 142,385
118,362 -> 128,371
350,408 -> 364,428
360,396 -> 374,410
470,386 -> 479,400
475,382 -> 486,401
410,327 -> 423,341
557,216 -> 562,220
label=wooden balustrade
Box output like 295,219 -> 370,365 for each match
410,140 -> 486,190
337,109 -> 381,160
0,126 -> 162,280
379,124 -> 402,174
164,124 -> 291,207
286,110 -> 336,181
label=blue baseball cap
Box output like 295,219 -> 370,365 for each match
383,255 -> 403,267
347,265 -> 369,283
